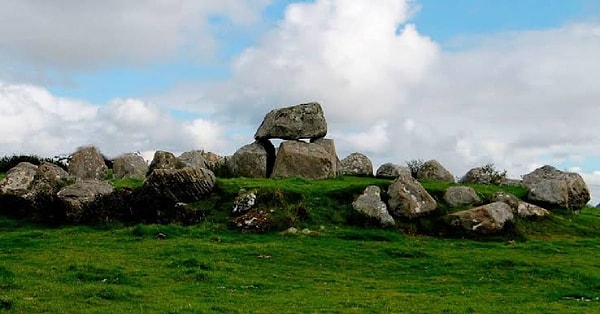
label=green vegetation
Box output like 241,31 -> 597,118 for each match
1,174 -> 600,312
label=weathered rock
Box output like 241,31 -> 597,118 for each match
271,140 -> 337,179
178,150 -> 209,169
232,189 -> 257,214
517,201 -> 550,218
232,208 -> 275,233
444,202 -> 514,234
490,192 -> 520,212
340,153 -> 373,177
143,166 -> 216,203
443,186 -> 481,208
387,176 -> 437,218
0,162 -> 38,196
113,153 -> 148,179
30,162 -> 72,196
460,167 -> 496,185
254,102 -> 328,140
352,186 -> 395,227
68,146 -> 108,180
230,141 -> 274,178
311,138 -> 341,176
57,180 -> 115,223
522,165 -> 590,210
416,160 -> 455,182
147,151 -> 186,176
375,163 -> 411,179
198,151 -> 228,173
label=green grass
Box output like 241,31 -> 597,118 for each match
1,210 -> 600,313
1,174 -> 600,312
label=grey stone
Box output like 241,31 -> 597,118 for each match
147,151 -> 186,175
68,146 -> 108,180
517,201 -> 550,218
352,185 -> 395,227
232,189 -> 257,214
57,179 -> 115,223
444,202 -> 514,234
443,186 -> 481,207
144,166 -> 216,203
376,163 -> 411,179
0,162 -> 38,196
387,176 -> 437,218
340,152 -> 373,177
230,141 -> 273,178
113,153 -> 148,179
522,165 -> 590,210
271,140 -> 337,179
416,160 -> 455,183
490,192 -> 520,212
254,102 -> 327,141
178,150 -> 209,169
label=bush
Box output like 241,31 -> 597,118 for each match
405,159 -> 424,178
0,154 -> 67,172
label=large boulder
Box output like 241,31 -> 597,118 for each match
147,151 -> 186,175
340,153 -> 373,177
0,162 -> 38,196
68,146 -> 108,180
444,202 -> 514,235
490,192 -> 520,212
460,165 -> 510,185
386,176 -> 437,218
230,141 -> 275,178
143,166 -> 216,203
57,180 -> 115,223
271,140 -> 337,179
254,102 -> 328,141
178,150 -> 209,169
375,163 -> 411,179
352,186 -> 395,227
311,138 -> 341,176
516,201 -> 550,218
113,153 -> 148,180
416,160 -> 455,182
30,162 -> 72,196
443,186 -> 481,208
522,165 -> 590,210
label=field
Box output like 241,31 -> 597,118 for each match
1,176 -> 600,313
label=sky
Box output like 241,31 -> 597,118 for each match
1,0 -> 599,204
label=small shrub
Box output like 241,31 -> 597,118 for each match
405,159 -> 424,178
0,154 -> 67,172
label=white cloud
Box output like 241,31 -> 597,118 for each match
0,0 -> 271,75
0,82 -> 232,158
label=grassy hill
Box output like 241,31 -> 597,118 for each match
1,175 -> 600,313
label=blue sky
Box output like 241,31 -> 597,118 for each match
45,0 -> 597,104
1,0 -> 599,203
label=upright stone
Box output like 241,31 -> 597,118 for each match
340,152 -> 373,177
68,146 -> 108,180
386,175 -> 437,218
178,150 -> 209,169
416,160 -> 455,183
254,102 -> 328,141
113,153 -> 148,179
230,141 -> 274,178
522,165 -> 590,210
147,151 -> 186,176
376,163 -> 411,179
271,141 -> 336,179
0,162 -> 38,196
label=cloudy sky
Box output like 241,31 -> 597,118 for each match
1,0 -> 599,204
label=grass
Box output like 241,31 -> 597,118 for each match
1,210 -> 600,313
1,175 -> 600,312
